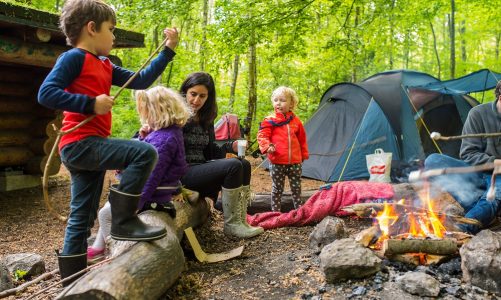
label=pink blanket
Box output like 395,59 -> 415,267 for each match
247,181 -> 394,230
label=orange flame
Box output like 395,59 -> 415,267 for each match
375,202 -> 398,239
375,183 -> 447,241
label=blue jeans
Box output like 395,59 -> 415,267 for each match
425,154 -> 501,233
60,136 -> 157,254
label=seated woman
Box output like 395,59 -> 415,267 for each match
179,72 -> 264,238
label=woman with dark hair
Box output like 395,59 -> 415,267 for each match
180,72 -> 264,238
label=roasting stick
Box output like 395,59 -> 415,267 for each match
42,37 -> 169,222
430,131 -> 501,141
428,131 -> 501,201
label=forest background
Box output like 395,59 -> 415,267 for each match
17,0 -> 501,144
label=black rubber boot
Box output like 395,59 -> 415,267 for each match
109,186 -> 167,241
56,251 -> 87,287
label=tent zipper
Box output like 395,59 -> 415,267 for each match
287,124 -> 292,163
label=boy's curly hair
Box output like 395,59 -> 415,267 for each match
496,80 -> 501,101
59,0 -> 116,47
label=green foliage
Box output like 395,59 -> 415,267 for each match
13,269 -> 28,281
25,0 -> 501,137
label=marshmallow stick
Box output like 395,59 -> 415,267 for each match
430,131 -> 501,141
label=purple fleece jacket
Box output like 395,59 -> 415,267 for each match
139,126 -> 187,209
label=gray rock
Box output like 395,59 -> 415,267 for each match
309,216 -> 347,254
3,253 -> 45,278
0,262 -> 14,292
396,271 -> 441,297
460,230 -> 501,296
319,238 -> 381,282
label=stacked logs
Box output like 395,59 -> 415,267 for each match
0,65 -> 61,175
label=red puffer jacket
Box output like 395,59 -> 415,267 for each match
257,112 -> 309,164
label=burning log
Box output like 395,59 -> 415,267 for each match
355,226 -> 381,247
342,202 -> 481,227
382,238 -> 458,256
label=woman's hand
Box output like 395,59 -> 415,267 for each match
139,124 -> 152,139
267,144 -> 276,153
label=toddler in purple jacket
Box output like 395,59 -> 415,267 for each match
88,86 -> 192,263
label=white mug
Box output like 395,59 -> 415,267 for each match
237,139 -> 247,158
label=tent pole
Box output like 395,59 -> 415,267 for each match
336,97 -> 374,182
401,85 -> 442,155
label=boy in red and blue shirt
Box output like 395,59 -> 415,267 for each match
38,0 -> 178,284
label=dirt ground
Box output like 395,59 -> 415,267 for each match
1,157 -> 499,299
0,156 -> 343,299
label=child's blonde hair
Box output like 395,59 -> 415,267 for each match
271,86 -> 299,111
136,86 -> 192,130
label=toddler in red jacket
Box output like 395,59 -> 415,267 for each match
257,86 -> 309,211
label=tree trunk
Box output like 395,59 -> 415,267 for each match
388,0 -> 396,70
449,0 -> 456,79
429,21 -> 441,79
200,0 -> 209,71
245,33 -> 257,140
460,20 -> 466,62
57,199 -> 210,299
496,32 -> 500,61
351,5 -> 360,82
228,54 -> 240,113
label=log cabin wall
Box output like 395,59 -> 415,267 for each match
0,62 -> 61,176
0,2 -> 144,190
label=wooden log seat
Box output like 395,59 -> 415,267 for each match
57,198 -> 211,299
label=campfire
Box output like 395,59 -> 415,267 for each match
345,184 -> 474,265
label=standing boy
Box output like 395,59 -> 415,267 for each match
38,0 -> 178,284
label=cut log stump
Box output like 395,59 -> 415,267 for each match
245,190 -> 317,214
56,198 -> 210,300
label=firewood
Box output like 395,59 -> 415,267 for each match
382,238 -> 458,256
57,198 -> 210,299
355,226 -> 381,247
342,203 -> 481,226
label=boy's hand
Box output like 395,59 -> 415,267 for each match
164,27 -> 179,50
267,145 -> 276,153
94,94 -> 114,115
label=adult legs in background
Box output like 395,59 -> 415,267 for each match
181,158 -> 244,199
424,154 -> 484,211
461,174 -> 501,234
182,158 -> 262,238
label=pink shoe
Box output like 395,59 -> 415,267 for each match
87,247 -> 105,264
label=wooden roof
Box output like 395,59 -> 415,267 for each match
0,1 -> 144,48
